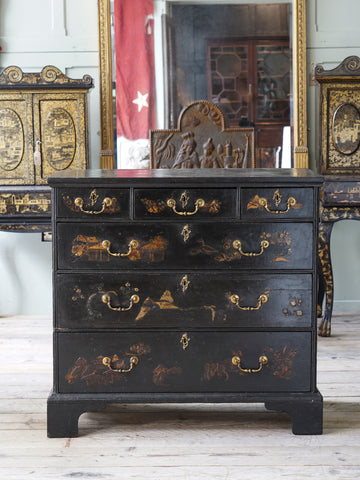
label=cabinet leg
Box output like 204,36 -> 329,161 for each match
318,222 -> 334,337
265,393 -> 323,435
47,398 -> 106,438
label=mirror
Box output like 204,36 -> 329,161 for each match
98,0 -> 308,169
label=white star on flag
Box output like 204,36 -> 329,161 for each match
132,91 -> 149,112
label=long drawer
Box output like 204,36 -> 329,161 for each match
56,272 -> 312,329
57,331 -> 312,394
57,222 -> 313,270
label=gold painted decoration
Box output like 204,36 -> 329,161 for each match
202,346 -> 297,382
66,343 -> 151,386
135,290 -> 216,322
190,231 -> 291,263
246,191 -> 302,214
0,65 -> 93,87
332,103 -> 360,156
42,108 -> 76,170
71,235 -> 168,263
0,108 -> 24,170
152,364 -> 182,387
0,191 -> 51,215
0,65 -> 92,187
315,56 -> 360,174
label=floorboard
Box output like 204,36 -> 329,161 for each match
0,314 -> 359,479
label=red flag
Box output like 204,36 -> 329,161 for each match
114,0 -> 156,140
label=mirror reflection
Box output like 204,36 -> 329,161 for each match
110,1 -> 293,169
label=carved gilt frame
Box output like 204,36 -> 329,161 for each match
97,0 -> 308,169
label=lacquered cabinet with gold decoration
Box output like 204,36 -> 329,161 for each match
47,168 -> 323,437
0,65 -> 92,231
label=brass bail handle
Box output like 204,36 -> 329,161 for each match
259,196 -> 296,214
102,293 -> 140,312
74,196 -> 113,214
230,293 -> 269,311
102,239 -> 139,257
232,239 -> 269,257
102,356 -> 139,373
167,197 -> 205,216
232,355 -> 268,373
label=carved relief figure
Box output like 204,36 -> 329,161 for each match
150,101 -> 254,168
199,137 -> 223,168
173,132 -> 199,168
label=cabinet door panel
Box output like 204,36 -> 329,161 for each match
34,93 -> 87,184
0,94 -> 35,185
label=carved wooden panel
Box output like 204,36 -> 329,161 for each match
150,100 -> 254,169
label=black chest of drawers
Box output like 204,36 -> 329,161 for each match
47,168 -> 323,437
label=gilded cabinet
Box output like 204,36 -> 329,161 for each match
0,65 -> 92,231
315,56 -> 360,336
47,169 -> 323,437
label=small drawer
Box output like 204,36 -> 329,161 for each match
56,272 -> 312,329
241,188 -> 314,218
57,188 -> 130,219
57,331 -> 311,394
56,222 -> 313,270
134,188 -> 237,219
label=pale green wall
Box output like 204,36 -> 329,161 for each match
1,0 -> 360,314
0,0 -> 99,314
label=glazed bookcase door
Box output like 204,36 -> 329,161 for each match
0,92 -> 35,185
34,93 -> 88,185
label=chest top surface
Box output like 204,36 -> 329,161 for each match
48,168 -> 322,187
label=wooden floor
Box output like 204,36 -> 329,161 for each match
1,314 -> 360,479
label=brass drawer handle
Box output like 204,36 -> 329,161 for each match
230,293 -> 269,311
232,239 -> 269,257
167,198 -> 205,216
102,355 -> 139,373
259,196 -> 296,214
102,293 -> 140,312
232,355 -> 268,373
101,239 -> 139,257
74,196 -> 113,214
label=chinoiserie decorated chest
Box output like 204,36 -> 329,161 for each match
47,168 -> 323,437
0,65 -> 92,232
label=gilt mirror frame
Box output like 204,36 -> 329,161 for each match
97,0 -> 308,169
